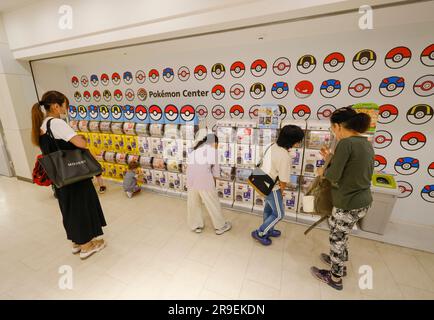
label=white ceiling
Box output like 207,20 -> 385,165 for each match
0,0 -> 37,13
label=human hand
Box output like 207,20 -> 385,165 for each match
320,146 -> 331,159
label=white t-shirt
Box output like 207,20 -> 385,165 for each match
40,117 -> 77,142
260,143 -> 291,186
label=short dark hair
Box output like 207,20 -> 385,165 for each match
193,133 -> 219,150
277,125 -> 304,149
128,161 -> 140,170
330,106 -> 371,133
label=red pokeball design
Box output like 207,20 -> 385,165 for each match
211,84 -> 225,100
297,54 -> 316,74
148,69 -> 159,83
111,72 -> 121,85
80,75 -> 89,87
212,105 -> 225,120
99,105 -> 110,120
348,78 -> 371,98
385,46 -> 412,69
278,105 -> 287,120
378,104 -> 399,124
323,52 -> 345,73
78,105 -> 87,119
317,104 -> 336,120
135,70 -> 146,84
123,105 -> 135,121
125,89 -> 135,101
180,105 -> 195,122
420,44 -> 434,67
428,162 -> 434,177
230,105 -> 244,119
294,80 -> 313,99
374,130 -> 393,149
230,84 -> 245,100
74,91 -> 82,102
353,49 -> 376,71
249,105 -> 259,120
135,105 -> 147,121
272,57 -> 291,76
177,66 -> 190,81
164,104 -> 179,122
196,105 -> 208,120
251,59 -> 267,77
211,63 -> 225,79
103,89 -> 111,102
374,155 -> 387,171
413,75 -> 434,97
137,88 -> 147,101
93,90 -> 101,102
406,104 -> 433,125
101,73 -> 109,86
194,65 -> 207,80
397,181 -> 413,198
83,91 -> 91,102
230,61 -> 245,78
400,131 -> 426,151
250,82 -> 266,99
111,105 -> 122,120
292,104 -> 311,120
71,76 -> 79,88
113,89 -> 123,102
149,105 -> 163,121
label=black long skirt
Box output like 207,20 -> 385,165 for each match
55,178 -> 107,245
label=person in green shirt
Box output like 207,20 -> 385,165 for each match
311,106 -> 374,291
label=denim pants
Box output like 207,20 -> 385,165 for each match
258,189 -> 284,237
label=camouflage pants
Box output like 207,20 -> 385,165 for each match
328,206 -> 370,277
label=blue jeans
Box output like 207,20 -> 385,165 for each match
258,189 -> 284,237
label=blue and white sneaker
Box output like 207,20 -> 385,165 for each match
268,229 -> 281,238
251,230 -> 272,246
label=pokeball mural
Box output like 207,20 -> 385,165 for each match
77,105 -> 87,119
230,61 -> 245,78
421,185 -> 434,203
135,105 -> 147,121
135,70 -> 146,84
123,71 -> 133,85
400,131 -> 426,151
99,105 -> 110,120
385,46 -> 412,69
230,84 -> 245,100
111,72 -> 121,85
123,105 -> 135,121
90,74 -> 99,86
101,73 -> 109,86
211,84 -> 225,100
180,105 -> 195,122
229,105 -> 244,119
420,44 -> 434,67
394,157 -> 419,175
196,105 -> 208,120
292,104 -> 311,120
80,75 -> 89,87
251,59 -> 267,77
297,54 -> 316,74
164,104 -> 179,122
71,76 -> 79,87
378,104 -> 399,124
374,130 -> 393,149
406,104 -> 433,125
177,66 -> 190,81
278,105 -> 287,121
272,57 -> 291,76
317,104 -> 336,120
113,89 -> 123,102
320,79 -> 341,98
294,80 -> 313,99
348,78 -> 371,98
379,76 -> 405,97
211,63 -> 225,79
249,105 -> 259,120
162,67 -> 174,82
374,154 -> 387,171
74,91 -> 82,102
413,75 -> 434,97
250,83 -> 266,99
125,88 -> 135,101
111,105 -> 123,121
352,49 -> 376,71
103,89 -> 111,102
149,105 -> 163,121
323,52 -> 345,73
194,65 -> 207,80
83,90 -> 91,102
137,88 -> 147,101
428,162 -> 434,178
68,105 -> 77,119
396,181 -> 413,198
148,69 -> 159,83
271,81 -> 289,99
93,90 -> 101,102
212,105 -> 225,120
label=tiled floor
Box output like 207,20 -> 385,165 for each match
0,176 -> 433,300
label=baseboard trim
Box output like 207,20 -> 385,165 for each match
16,176 -> 33,183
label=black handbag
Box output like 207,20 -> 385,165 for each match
247,144 -> 278,196
38,118 -> 102,188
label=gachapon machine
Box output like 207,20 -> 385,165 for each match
78,120 -> 90,132
115,164 -> 128,181
149,123 -> 165,137
127,154 -> 140,166
151,170 -> 169,191
152,157 -> 166,171
218,166 -> 234,181
112,134 -> 126,153
253,192 -> 265,214
135,123 -> 149,136
233,182 -> 254,211
283,190 -> 298,221
167,172 -> 183,196
111,122 -> 124,135
257,128 -> 277,146
236,124 -> 257,145
181,139 -> 194,159
123,122 -> 136,136
115,152 -> 128,165
88,121 -> 100,133
235,168 -> 253,183
216,123 -> 236,143
167,159 -> 182,173
180,124 -> 197,140
89,133 -> 102,154
99,121 -> 112,134
139,156 -> 153,169
104,163 -> 116,179
180,174 -> 188,198
69,119 -> 79,132
218,143 -> 236,166
162,138 -> 182,161
140,168 -> 153,188
236,144 -> 256,168
215,179 -> 234,208
302,120 -> 330,178
103,151 -> 117,163
138,136 -> 151,157
124,135 -> 139,155
150,137 -> 164,157
164,124 -> 180,139
297,175 -> 321,223
101,133 -> 114,152
94,150 -> 105,162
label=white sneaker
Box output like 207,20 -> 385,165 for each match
215,221 -> 232,235
194,228 -> 203,233
126,191 -> 133,198
72,245 -> 81,254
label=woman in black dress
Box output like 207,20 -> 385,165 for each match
31,91 -> 107,259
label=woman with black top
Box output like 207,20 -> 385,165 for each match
31,91 -> 107,259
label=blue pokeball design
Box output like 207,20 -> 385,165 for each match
421,185 -> 434,203
123,105 -> 135,121
320,79 -> 341,98
394,157 -> 419,175
123,71 -> 133,85
379,76 -> 405,97
163,67 -> 174,82
88,105 -> 99,120
90,74 -> 99,86
68,105 -> 77,119
271,81 -> 289,99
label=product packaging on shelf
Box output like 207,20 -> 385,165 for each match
236,127 -> 256,144
164,124 -> 180,139
69,120 -> 79,131
167,159 -> 182,173
103,151 -> 116,163
88,121 -> 100,133
127,154 -> 140,165
135,123 -> 149,136
122,122 -> 136,135
99,121 -> 112,133
302,150 -> 325,177
139,156 -> 153,169
111,122 -> 124,135
180,125 -> 197,140
112,134 -> 126,153
149,124 -> 165,137
215,179 -> 234,206
236,144 -> 255,167
150,137 -> 164,157
233,182 -> 254,210
115,153 -> 128,165
124,135 -> 139,155
138,136 -> 151,156
78,120 -> 90,132
235,168 -> 253,183
216,126 -> 236,143
218,143 -> 236,166
152,157 -> 166,170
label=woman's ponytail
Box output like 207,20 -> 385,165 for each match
31,102 -> 44,146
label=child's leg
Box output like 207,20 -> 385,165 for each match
199,190 -> 226,230
187,189 -> 205,230
95,174 -> 104,186
257,189 -> 284,237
